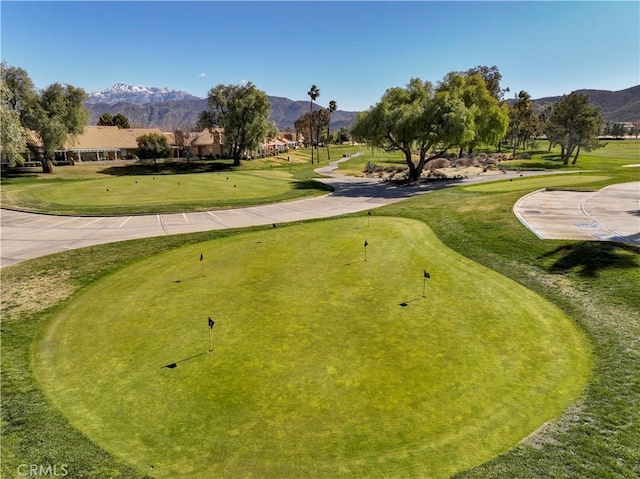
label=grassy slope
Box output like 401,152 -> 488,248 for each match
2,141 -> 639,478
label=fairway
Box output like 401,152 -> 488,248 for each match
33,217 -> 590,478
1,169 -> 328,215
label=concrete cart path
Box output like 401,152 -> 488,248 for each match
514,182 -> 640,246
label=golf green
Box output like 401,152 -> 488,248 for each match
33,217 -> 590,478
2,170 -> 324,214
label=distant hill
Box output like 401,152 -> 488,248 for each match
511,85 -> 640,123
86,84 -> 357,131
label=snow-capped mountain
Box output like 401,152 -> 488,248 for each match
87,83 -> 201,105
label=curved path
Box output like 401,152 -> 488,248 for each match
514,181 -> 640,246
1,159 -> 636,267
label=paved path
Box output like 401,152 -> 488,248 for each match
1,159 -> 637,267
514,182 -> 640,246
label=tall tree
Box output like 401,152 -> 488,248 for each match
326,100 -> 337,162
353,74 -> 508,181
307,84 -> 320,164
508,90 -> 541,156
547,92 -> 602,165
0,62 -> 37,122
136,132 -> 173,171
98,112 -> 130,128
200,82 -> 271,166
465,65 -> 509,101
23,83 -> 88,173
438,72 -> 509,155
0,80 -> 28,165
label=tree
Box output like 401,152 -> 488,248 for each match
438,72 -> 509,155
98,112 -> 130,129
136,132 -> 172,171
307,84 -> 320,164
465,65 -> 509,101
353,74 -> 510,182
0,62 -> 37,122
0,81 -> 28,165
546,92 -> 602,165
23,83 -> 88,173
326,100 -> 337,161
199,82 -> 271,166
508,90 -> 541,155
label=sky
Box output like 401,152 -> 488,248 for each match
1,1 -> 639,112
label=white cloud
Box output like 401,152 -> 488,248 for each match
198,72 -> 206,78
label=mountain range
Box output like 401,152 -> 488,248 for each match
86,84 -> 357,131
85,83 -> 639,132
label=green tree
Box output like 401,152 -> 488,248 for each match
98,112 -> 130,128
465,65 -> 509,101
547,92 -> 602,165
0,62 -> 37,122
307,84 -> 320,164
199,82 -> 271,166
508,90 -> 541,156
326,100 -> 337,161
438,72 -> 509,155
0,81 -> 28,165
353,74 -> 507,181
23,83 -> 88,173
136,132 -> 172,171
97,112 -> 114,126
113,113 -> 130,129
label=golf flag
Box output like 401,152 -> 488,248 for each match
272,223 -> 277,228
200,253 -> 203,262
208,317 -> 214,329
424,270 -> 430,279
364,240 -> 368,247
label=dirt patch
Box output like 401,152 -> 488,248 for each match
1,270 -> 75,320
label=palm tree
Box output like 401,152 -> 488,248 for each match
307,85 -> 320,164
326,100 -> 337,162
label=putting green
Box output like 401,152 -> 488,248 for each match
33,217 -> 590,478
2,170 -> 324,214
464,174 -> 609,193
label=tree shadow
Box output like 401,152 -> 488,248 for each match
540,241 -> 639,278
97,160 -> 236,177
292,180 -> 333,191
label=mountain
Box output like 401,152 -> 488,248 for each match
511,85 -> 640,123
86,88 -> 358,131
86,83 -> 638,132
87,83 -> 200,105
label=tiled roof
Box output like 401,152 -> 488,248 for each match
64,126 -> 166,151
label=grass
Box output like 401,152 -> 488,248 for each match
1,139 -> 638,478
29,217 -> 588,478
0,150 -> 346,215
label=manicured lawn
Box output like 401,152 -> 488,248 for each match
31,217 -> 589,478
464,174 -> 610,193
0,168 -> 331,215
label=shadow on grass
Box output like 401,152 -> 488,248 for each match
540,241 -> 639,277
292,180 -> 333,191
98,159 -> 236,176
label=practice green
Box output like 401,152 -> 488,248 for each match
2,170 -> 325,214
33,217 -> 590,478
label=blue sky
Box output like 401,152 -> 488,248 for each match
2,1 -> 638,112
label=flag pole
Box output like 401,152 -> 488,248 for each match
208,316 -> 214,352
364,240 -> 368,262
423,270 -> 430,298
200,253 -> 204,277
